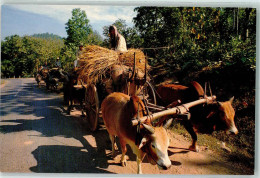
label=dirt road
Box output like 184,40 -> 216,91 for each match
0,78 -> 252,175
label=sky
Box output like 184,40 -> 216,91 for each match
1,1 -> 259,40
1,4 -> 137,39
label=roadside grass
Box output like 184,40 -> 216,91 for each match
170,118 -> 254,172
170,121 -> 227,153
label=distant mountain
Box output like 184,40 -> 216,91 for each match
31,33 -> 63,40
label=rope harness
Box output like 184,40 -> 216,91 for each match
134,101 -> 148,145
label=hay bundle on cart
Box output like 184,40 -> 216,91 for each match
76,45 -> 155,132
77,45 -> 149,85
77,45 -> 119,84
118,49 -> 148,72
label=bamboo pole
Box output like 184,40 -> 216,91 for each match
132,95 -> 216,126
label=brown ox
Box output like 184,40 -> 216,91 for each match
101,92 -> 172,174
63,73 -> 85,116
156,81 -> 238,152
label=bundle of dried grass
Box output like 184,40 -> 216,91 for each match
77,45 -> 149,85
77,45 -> 119,84
118,49 -> 149,71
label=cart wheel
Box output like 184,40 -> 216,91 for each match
85,84 -> 99,131
143,81 -> 157,105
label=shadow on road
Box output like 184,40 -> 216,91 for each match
30,145 -> 112,173
0,80 -> 183,173
0,81 -> 114,173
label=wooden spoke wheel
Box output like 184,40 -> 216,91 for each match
143,81 -> 157,105
85,84 -> 99,131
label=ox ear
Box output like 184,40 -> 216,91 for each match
139,135 -> 150,149
229,96 -> 234,104
142,124 -> 155,134
163,118 -> 173,129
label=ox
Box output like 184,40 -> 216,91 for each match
63,73 -> 85,116
156,81 -> 238,152
101,92 -> 172,174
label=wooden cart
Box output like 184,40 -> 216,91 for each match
83,53 -> 156,131
75,51 -> 216,131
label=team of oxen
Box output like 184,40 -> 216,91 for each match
101,81 -> 238,174
36,67 -> 238,174
36,66 -> 71,91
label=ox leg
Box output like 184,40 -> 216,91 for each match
137,152 -> 146,174
119,139 -> 127,167
109,135 -> 118,158
80,100 -> 85,117
183,121 -> 199,152
67,95 -> 74,115
67,99 -> 71,115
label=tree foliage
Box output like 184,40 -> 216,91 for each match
61,8 -> 103,72
31,33 -> 63,40
133,7 -> 256,85
1,35 -> 64,78
65,8 -> 92,46
1,7 -> 256,87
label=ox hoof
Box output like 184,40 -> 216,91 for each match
189,145 -> 199,152
111,152 -> 116,158
121,160 -> 127,167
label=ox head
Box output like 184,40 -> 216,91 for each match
217,97 -> 238,135
209,97 -> 238,135
138,119 -> 173,170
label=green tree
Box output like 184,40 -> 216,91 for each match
86,30 -> 103,46
1,35 -> 64,78
1,35 -> 24,77
61,8 -> 104,72
133,7 -> 256,83
124,27 -> 143,49
65,8 -> 92,46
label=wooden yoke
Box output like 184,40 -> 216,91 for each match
132,95 -> 216,126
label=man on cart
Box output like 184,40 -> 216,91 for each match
109,25 -> 127,52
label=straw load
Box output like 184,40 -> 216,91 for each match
118,49 -> 148,71
77,45 -> 149,85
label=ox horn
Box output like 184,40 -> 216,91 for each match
229,96 -> 234,103
142,124 -> 155,134
163,118 -> 173,129
217,101 -> 223,107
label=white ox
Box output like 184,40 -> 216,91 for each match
101,92 -> 172,174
